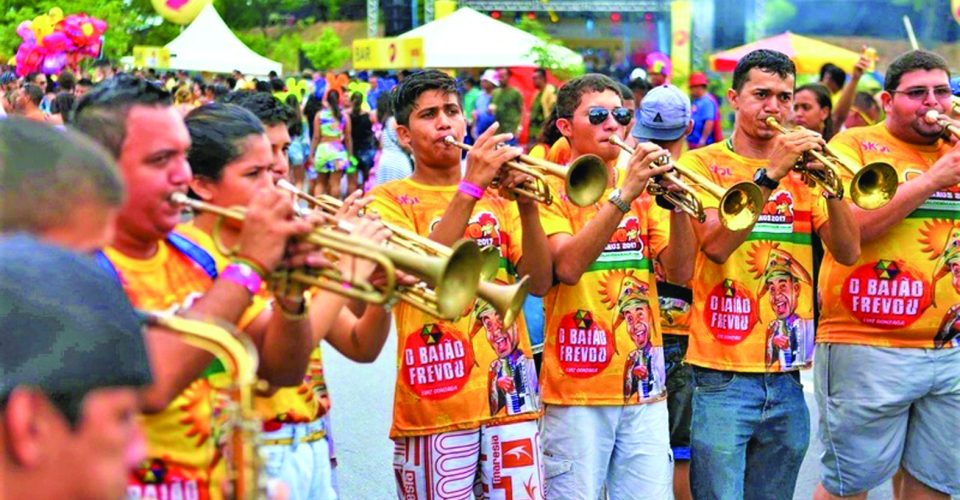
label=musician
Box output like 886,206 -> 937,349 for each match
223,91 -> 293,181
179,102 -> 393,499
369,69 -> 551,499
537,73 -> 695,499
632,84 -> 696,500
675,49 -> 859,499
1,118 -> 150,500
815,49 -> 960,500
72,75 -> 319,499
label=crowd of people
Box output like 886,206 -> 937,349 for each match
2,44 -> 960,500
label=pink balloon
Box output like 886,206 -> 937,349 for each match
41,52 -> 67,74
16,21 -> 35,44
42,32 -> 68,52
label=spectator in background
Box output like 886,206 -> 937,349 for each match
473,69 -> 498,139
15,84 -> 51,123
75,78 -> 94,98
688,72 -> 717,149
92,59 -> 114,82
58,70 -> 76,94
461,77 -> 481,143
529,68 -> 558,149
793,83 -> 835,140
493,67 -> 524,145
286,94 -> 311,189
629,76 -> 652,107
372,91 -> 413,186
51,91 -> 76,124
819,62 -> 846,99
843,90 -> 882,129
831,50 -> 873,129
648,64 -> 668,87
349,91 -> 377,192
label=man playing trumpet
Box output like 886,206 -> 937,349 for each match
814,49 -> 960,500
369,70 -> 552,499
675,49 -> 860,499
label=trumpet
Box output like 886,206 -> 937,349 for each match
764,117 -> 898,209
140,311 -> 265,499
171,192 -> 483,320
608,135 -> 764,231
925,109 -> 960,140
442,136 -> 609,207
277,180 -> 529,328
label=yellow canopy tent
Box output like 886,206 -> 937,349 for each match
710,32 -> 861,74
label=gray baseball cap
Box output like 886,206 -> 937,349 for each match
631,84 -> 692,142
0,234 -> 152,420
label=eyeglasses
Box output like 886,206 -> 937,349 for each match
587,106 -> 634,126
890,86 -> 953,101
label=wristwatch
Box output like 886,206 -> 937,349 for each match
608,188 -> 631,213
753,167 -> 780,190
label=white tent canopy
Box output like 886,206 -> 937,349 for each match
398,8 -> 582,69
164,3 -> 281,76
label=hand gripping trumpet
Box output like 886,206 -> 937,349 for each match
608,135 -> 764,231
139,311 -> 265,499
277,180 -> 529,328
442,136 -> 609,207
925,109 -> 960,140
170,192 -> 482,320
763,117 -> 898,209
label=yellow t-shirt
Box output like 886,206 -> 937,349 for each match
174,223 -> 330,424
679,142 -> 828,373
105,235 -> 262,500
819,124 -> 957,348
539,168 -> 668,406
370,179 -> 540,438
650,204 -> 692,336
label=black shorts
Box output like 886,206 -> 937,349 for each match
664,333 -> 693,459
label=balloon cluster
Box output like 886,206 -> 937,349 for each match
15,8 -> 107,76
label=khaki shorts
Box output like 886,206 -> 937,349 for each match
814,343 -> 960,496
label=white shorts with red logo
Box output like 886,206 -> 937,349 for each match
393,419 -> 544,500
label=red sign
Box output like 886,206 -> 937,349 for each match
703,279 -> 759,344
555,310 -> 614,377
401,323 -> 474,399
841,260 -> 932,329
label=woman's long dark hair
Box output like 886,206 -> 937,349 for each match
327,89 -> 342,123
285,94 -> 303,137
350,91 -> 365,117
797,83 -> 834,140
185,103 -> 265,183
538,108 -> 562,146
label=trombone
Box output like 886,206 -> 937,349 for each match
764,117 -> 898,210
277,180 -> 529,328
608,135 -> 764,231
171,192 -> 483,321
442,136 -> 609,207
926,110 -> 960,140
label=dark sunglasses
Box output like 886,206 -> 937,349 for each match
587,106 -> 634,126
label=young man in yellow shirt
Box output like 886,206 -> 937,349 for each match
537,73 -> 696,499
73,75 -> 320,499
814,49 -> 960,500
370,69 -> 552,499
676,49 -> 860,499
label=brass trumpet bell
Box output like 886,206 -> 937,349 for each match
720,182 -> 768,231
563,153 -> 609,207
427,240 -> 482,320
850,162 -> 898,210
479,246 -> 502,281
477,275 -> 529,329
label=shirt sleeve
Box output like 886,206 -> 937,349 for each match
676,150 -> 720,211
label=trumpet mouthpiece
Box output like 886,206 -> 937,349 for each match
925,109 -> 942,124
443,136 -> 456,145
276,178 -> 299,194
170,192 -> 190,204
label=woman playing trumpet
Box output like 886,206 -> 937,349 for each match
178,103 -> 395,499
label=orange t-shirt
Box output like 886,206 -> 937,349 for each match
649,204 -> 692,336
679,142 -> 828,373
104,236 -> 263,500
819,124 -> 957,348
548,137 -> 572,166
539,168 -> 668,406
370,179 -> 540,438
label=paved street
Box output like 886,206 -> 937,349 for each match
322,330 -> 910,499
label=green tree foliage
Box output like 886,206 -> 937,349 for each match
216,0 -> 307,32
302,27 -> 349,71
516,18 -> 584,80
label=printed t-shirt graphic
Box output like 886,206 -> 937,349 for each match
678,142 -> 827,372
650,204 -> 692,336
103,238 -> 262,499
370,179 -> 540,438
821,123 -> 957,348
538,168 -> 668,406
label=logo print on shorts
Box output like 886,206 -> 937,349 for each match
502,439 -> 534,468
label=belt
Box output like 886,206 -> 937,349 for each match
261,428 -> 327,447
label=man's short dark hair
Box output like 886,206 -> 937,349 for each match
223,91 -> 293,127
51,92 -> 76,121
556,73 -> 621,119
270,78 -> 285,92
732,49 -> 797,92
819,63 -> 846,90
884,50 -> 951,93
77,78 -> 94,88
21,84 -> 44,106
0,117 -> 124,232
534,68 -> 547,79
853,91 -> 879,112
616,82 -> 634,103
185,103 -> 265,183
72,75 -> 172,158
58,70 -> 76,92
255,79 -> 271,93
392,69 -> 459,127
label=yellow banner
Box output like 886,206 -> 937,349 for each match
133,46 -> 171,69
435,0 -> 457,19
670,0 -> 692,92
352,38 -> 424,70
